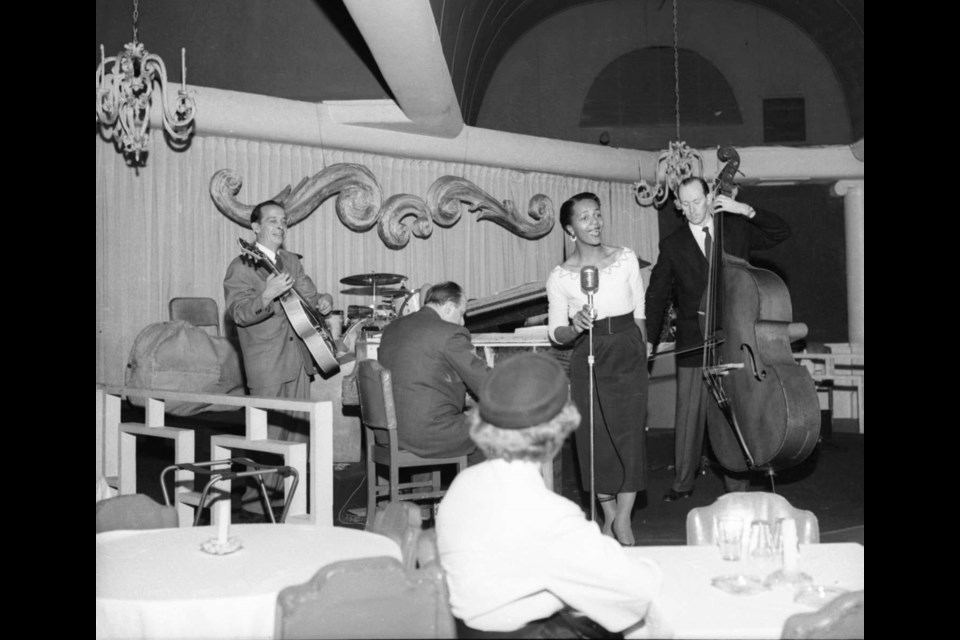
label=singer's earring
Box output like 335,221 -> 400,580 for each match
568,234 -> 576,242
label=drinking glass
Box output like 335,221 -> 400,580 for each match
716,517 -> 745,561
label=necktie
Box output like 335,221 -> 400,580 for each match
703,226 -> 712,260
274,253 -> 285,273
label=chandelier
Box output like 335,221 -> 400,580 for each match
634,0 -> 703,208
96,0 -> 196,166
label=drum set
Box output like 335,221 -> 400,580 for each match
330,272 -> 422,353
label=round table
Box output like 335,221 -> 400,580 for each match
96,523 -> 402,640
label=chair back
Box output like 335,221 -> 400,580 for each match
96,494 -> 179,533
366,500 -> 423,572
782,590 -> 864,639
686,492 -> 819,545
169,297 -> 221,336
275,555 -> 456,639
357,359 -> 398,431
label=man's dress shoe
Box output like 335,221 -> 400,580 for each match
662,488 -> 694,502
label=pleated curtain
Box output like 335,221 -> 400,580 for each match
96,131 -> 659,385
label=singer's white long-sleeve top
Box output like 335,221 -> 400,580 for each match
546,246 -> 645,343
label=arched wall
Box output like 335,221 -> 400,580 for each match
477,0 -> 850,149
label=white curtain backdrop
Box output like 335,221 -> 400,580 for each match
96,132 -> 659,385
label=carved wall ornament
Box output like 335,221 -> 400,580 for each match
210,164 -> 554,249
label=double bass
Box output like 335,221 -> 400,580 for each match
700,147 -> 820,483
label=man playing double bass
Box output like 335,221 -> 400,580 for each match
645,177 -> 790,502
223,200 -> 334,516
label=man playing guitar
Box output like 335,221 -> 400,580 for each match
223,199 -> 335,517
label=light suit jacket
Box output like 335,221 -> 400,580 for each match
223,249 -> 321,391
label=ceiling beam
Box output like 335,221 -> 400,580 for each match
341,0 -> 463,138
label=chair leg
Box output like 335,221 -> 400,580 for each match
367,457 -> 376,518
856,380 -> 864,434
390,462 -> 400,503
253,475 -> 276,524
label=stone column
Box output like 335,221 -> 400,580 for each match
831,180 -> 864,345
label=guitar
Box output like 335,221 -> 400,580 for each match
237,238 -> 341,376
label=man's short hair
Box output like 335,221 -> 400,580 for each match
423,281 -> 464,307
468,400 -> 580,463
251,200 -> 283,225
677,177 -> 709,199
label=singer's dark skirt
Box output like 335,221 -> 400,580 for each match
570,313 -> 648,494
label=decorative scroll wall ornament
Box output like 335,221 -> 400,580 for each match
210,163 -> 382,230
426,176 -> 555,239
379,194 -> 434,249
210,164 -> 555,249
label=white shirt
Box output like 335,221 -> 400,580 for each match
436,459 -> 662,632
255,242 -> 279,266
688,216 -> 715,257
546,247 -> 646,343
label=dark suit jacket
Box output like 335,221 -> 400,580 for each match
223,248 -> 321,391
377,306 -> 491,457
645,209 -> 790,367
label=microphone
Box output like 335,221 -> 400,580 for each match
580,265 -> 599,319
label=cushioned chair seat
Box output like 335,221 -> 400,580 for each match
96,494 -> 179,533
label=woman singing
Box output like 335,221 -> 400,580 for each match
546,192 -> 648,546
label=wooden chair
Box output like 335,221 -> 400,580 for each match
356,359 -> 468,521
169,297 -> 221,336
96,494 -> 179,533
782,590 -> 864,639
275,554 -> 456,639
686,492 -> 820,545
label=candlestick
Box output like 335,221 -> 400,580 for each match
217,512 -> 229,544
781,518 -> 798,571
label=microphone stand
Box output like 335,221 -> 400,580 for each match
587,296 -> 596,523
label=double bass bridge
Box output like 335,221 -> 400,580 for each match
703,362 -> 744,377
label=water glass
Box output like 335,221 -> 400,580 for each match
748,520 -> 775,561
716,517 -> 745,561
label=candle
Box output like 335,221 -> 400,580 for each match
217,512 -> 229,544
181,48 -> 186,92
781,518 -> 798,571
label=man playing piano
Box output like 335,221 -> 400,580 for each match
377,281 -> 491,460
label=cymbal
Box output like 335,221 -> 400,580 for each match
340,273 -> 407,286
340,286 -> 411,297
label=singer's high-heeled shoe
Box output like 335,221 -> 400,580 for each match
613,516 -> 636,547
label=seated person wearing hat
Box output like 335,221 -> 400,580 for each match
436,354 -> 663,639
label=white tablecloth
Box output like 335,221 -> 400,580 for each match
96,523 -> 402,640
626,543 -> 864,639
